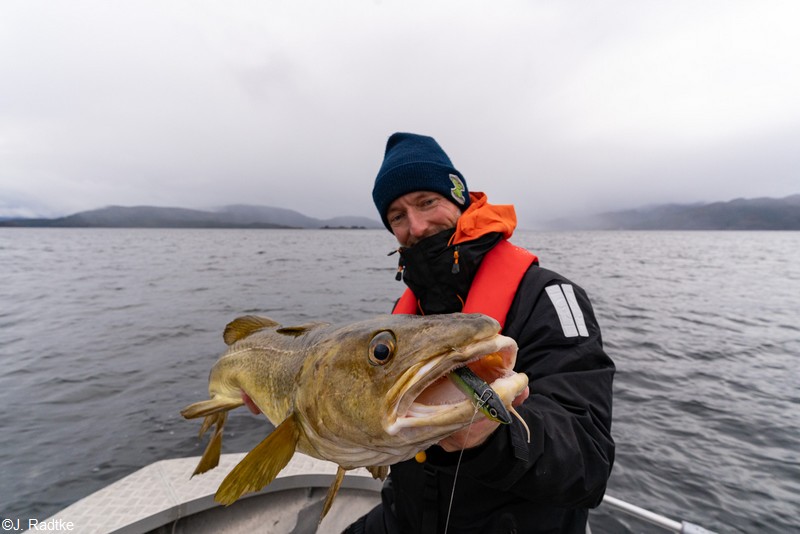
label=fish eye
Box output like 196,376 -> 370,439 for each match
368,331 -> 396,366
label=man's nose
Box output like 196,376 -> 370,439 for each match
407,210 -> 429,239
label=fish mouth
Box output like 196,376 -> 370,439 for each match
385,333 -> 527,436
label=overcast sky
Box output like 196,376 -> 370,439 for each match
1,1 -> 799,227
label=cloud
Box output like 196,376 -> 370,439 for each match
1,1 -> 798,222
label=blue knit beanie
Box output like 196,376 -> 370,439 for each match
372,132 -> 470,230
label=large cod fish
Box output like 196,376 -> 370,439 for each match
181,313 -> 529,517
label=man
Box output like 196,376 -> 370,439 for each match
344,133 -> 615,534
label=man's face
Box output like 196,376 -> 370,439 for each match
386,191 -> 461,247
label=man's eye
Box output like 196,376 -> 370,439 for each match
389,213 -> 405,225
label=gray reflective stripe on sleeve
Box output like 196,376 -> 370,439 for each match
545,284 -> 589,338
562,284 -> 589,336
545,285 -> 579,337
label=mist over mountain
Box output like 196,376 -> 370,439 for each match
546,195 -> 800,230
0,204 -> 383,229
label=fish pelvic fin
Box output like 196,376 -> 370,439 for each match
320,466 -> 347,522
191,412 -> 227,476
181,396 -> 244,477
367,466 -> 389,481
215,414 -> 300,505
223,315 -> 280,345
181,396 -> 244,419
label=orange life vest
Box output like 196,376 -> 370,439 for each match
392,239 -> 538,329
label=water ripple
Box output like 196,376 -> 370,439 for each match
0,228 -> 798,533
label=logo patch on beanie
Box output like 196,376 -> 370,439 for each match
449,174 -> 466,205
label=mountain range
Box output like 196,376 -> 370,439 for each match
546,194 -> 800,230
0,204 -> 384,229
1,195 -> 799,230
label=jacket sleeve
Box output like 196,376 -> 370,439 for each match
426,266 -> 615,508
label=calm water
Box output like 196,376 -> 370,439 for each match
0,229 -> 798,533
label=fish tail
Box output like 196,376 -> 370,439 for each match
215,414 -> 300,505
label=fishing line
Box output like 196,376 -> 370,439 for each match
443,404 -> 480,534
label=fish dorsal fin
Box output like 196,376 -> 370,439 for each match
223,315 -> 280,345
367,465 -> 389,480
215,414 -> 300,505
275,323 -> 326,337
320,466 -> 347,521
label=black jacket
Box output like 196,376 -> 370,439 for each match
348,232 -> 615,534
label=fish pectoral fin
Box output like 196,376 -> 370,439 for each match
223,315 -> 280,345
192,412 -> 227,476
214,414 -> 300,505
320,466 -> 347,522
181,397 -> 244,419
367,465 -> 389,480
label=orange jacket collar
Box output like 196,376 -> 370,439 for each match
451,192 -> 517,245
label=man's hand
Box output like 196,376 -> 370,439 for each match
437,386 -> 529,452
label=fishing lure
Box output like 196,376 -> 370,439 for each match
449,366 -> 512,424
